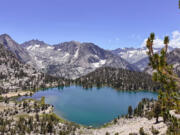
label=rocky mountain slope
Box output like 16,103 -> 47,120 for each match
0,43 -> 69,93
21,40 -> 138,79
112,47 -> 150,64
167,48 -> 180,76
145,48 -> 180,76
75,67 -> 160,91
112,47 -> 174,71
0,34 -> 32,63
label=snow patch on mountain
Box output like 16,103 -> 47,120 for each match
47,46 -> 54,49
63,53 -> 70,58
27,44 -> 41,50
74,48 -> 79,58
92,60 -> 106,67
112,47 -> 161,64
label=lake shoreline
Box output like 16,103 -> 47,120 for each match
18,86 -> 158,127
0,86 -> 169,135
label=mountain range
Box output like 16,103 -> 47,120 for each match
0,33 -> 179,79
0,34 -> 138,79
112,47 -> 174,71
23,40 -> 138,79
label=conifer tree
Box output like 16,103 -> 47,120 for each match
146,33 -> 180,134
146,33 -> 180,113
128,105 -> 133,118
154,102 -> 161,123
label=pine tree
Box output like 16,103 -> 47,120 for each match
128,105 -> 133,118
146,33 -> 180,113
146,33 -> 180,134
154,102 -> 161,123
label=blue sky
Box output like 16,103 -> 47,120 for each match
0,0 -> 179,49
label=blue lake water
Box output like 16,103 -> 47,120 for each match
19,86 -> 158,127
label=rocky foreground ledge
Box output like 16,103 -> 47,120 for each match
76,117 -> 167,135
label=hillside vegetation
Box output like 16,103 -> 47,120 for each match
75,67 -> 160,91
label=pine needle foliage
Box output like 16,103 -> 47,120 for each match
146,33 -> 180,112
146,33 -> 180,134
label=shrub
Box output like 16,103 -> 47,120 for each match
139,127 -> 148,135
128,105 -> 133,118
151,126 -> 159,135
129,133 -> 138,135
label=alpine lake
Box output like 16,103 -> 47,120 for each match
19,86 -> 158,127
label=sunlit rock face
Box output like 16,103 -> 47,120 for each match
22,40 -> 137,79
0,34 -> 32,63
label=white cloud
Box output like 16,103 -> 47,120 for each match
141,37 -> 164,48
141,30 -> 180,48
171,30 -> 180,48
172,30 -> 180,39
